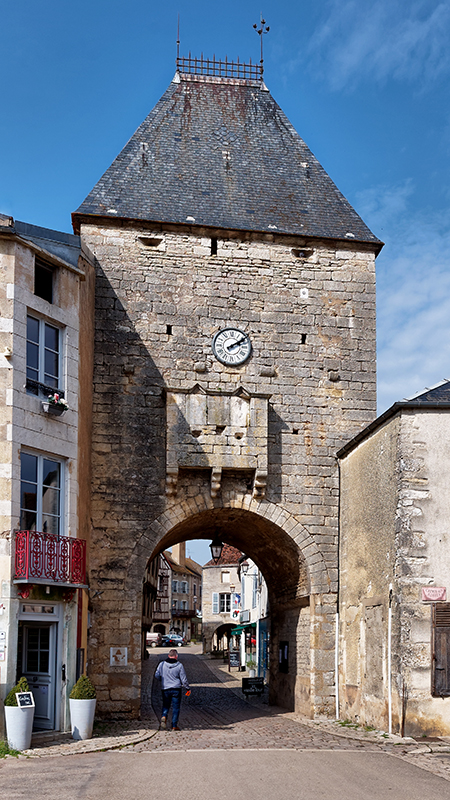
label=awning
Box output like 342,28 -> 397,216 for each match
230,623 -> 256,635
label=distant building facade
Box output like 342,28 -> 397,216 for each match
164,543 -> 202,641
150,553 -> 172,635
239,558 -> 269,678
202,545 -> 243,653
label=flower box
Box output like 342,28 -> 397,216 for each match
42,402 -> 66,416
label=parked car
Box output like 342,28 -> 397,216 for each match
146,632 -> 162,648
162,633 -> 186,647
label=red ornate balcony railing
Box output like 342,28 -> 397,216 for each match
14,530 -> 87,586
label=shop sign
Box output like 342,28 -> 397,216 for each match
242,677 -> 264,696
229,650 -> 240,669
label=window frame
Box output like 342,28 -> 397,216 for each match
20,451 -> 65,537
219,593 -> 231,614
26,314 -> 64,399
432,603 -> 450,697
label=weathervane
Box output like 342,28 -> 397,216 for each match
253,14 -> 270,74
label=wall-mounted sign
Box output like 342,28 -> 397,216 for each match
0,630 -> 6,641
16,691 -> 35,708
110,647 -> 128,666
422,587 -> 447,602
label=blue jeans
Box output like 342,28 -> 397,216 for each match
161,688 -> 182,726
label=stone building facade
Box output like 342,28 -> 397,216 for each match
165,543 -> 202,641
202,544 -> 242,653
338,380 -> 450,736
71,59 -> 381,719
0,214 -> 94,736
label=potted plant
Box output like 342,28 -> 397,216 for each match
69,674 -> 96,740
4,677 -> 35,751
42,392 -> 68,416
246,659 -> 257,678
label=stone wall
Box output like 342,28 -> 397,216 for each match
81,219 -> 377,718
339,409 -> 450,736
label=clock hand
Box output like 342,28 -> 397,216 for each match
225,335 -> 247,351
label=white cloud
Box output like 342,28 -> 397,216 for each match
303,0 -> 450,91
356,182 -> 450,411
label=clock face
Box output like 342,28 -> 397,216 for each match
212,328 -> 252,366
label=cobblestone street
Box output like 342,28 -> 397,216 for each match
134,648 -> 450,780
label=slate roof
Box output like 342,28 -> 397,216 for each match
74,72 -> 381,247
403,379 -> 450,404
0,215 -> 93,271
337,379 -> 450,458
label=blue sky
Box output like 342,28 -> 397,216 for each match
2,1 -> 450,564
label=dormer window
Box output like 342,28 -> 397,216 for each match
34,257 -> 54,303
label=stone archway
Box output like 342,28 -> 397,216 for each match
88,492 -> 336,720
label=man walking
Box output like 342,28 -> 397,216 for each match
155,648 -> 191,731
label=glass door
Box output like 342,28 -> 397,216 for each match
22,623 -> 57,730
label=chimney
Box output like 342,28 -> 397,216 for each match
172,542 -> 186,568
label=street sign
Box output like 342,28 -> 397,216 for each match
422,587 -> 446,602
242,677 -> 264,696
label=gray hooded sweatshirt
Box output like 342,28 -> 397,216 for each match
155,657 -> 190,691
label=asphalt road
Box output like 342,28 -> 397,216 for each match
1,749 -> 450,800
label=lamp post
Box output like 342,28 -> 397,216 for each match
209,534 -> 223,564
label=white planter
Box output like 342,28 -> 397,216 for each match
4,705 -> 35,750
248,668 -> 256,678
69,698 -> 96,740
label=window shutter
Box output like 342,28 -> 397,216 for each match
433,603 -> 450,696
212,592 -> 219,614
172,580 -> 178,593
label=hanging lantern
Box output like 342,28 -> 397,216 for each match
209,535 -> 223,564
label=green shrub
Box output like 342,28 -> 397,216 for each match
69,674 -> 96,699
0,740 -> 20,758
4,677 -> 29,707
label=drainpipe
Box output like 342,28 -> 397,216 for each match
335,459 -> 341,720
388,584 -> 393,734
335,610 -> 339,720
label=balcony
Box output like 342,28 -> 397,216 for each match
14,530 -> 87,589
171,608 -> 197,619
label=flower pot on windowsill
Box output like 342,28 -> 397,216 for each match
42,402 -> 66,416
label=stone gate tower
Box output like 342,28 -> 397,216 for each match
72,56 -> 382,719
